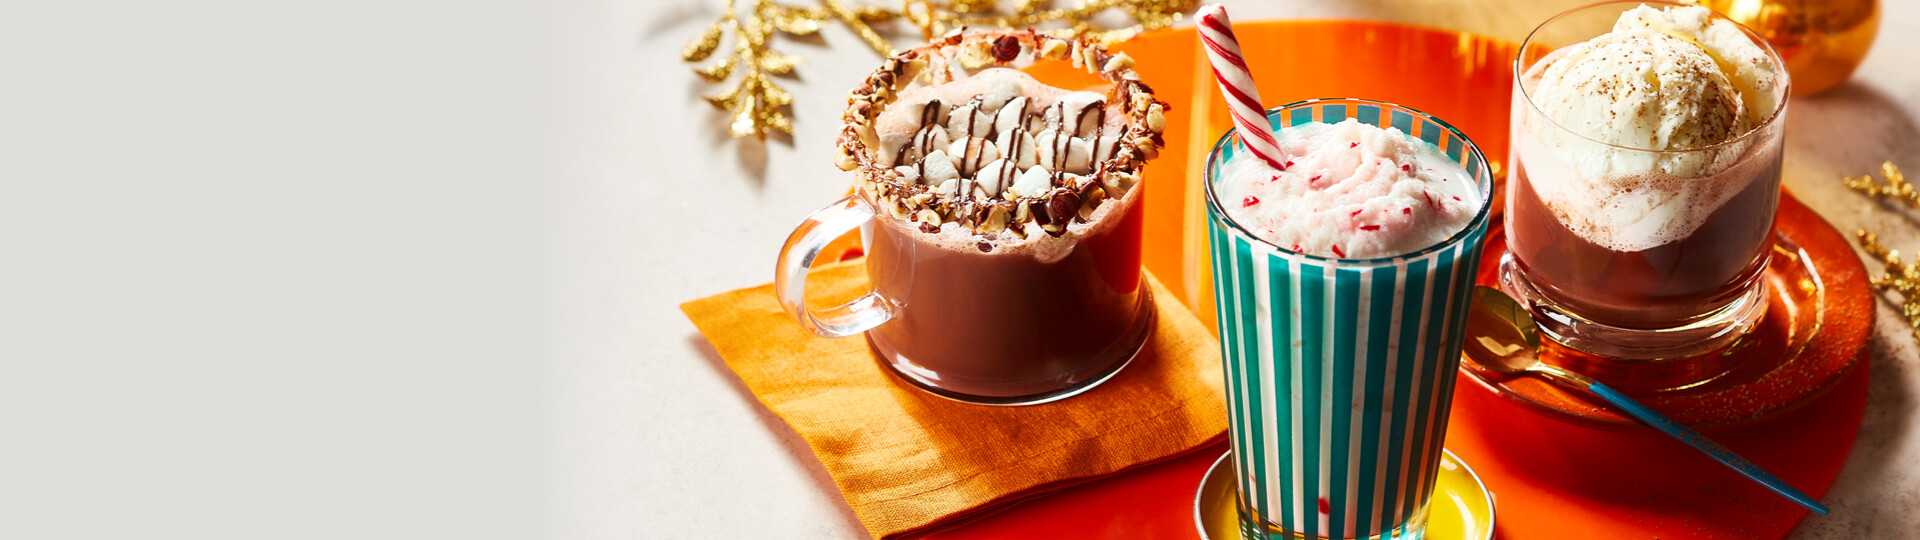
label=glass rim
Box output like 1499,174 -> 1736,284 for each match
1512,0 -> 1791,155
1202,98 -> 1494,266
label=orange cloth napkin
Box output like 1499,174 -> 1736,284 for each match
681,259 -> 1228,539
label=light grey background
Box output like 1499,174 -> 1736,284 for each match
5,0 -> 1917,538
2,1 -> 538,538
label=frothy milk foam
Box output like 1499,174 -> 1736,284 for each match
1216,119 -> 1481,260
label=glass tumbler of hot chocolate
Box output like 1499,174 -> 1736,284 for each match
775,31 -> 1170,405
1504,1 -> 1791,361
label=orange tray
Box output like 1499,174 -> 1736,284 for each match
912,20 -> 1869,540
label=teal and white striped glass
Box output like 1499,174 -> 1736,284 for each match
1203,99 -> 1493,540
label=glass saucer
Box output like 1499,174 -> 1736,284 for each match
1460,193 -> 1872,431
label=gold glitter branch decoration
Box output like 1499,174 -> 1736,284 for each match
684,0 -> 1198,139
683,0 -> 827,138
1846,161 -> 1920,339
1854,230 -> 1920,341
1844,161 -> 1915,206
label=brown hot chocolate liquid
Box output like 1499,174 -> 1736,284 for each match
822,32 -> 1170,401
864,190 -> 1147,398
1506,152 -> 1783,329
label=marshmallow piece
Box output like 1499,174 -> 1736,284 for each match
919,128 -> 952,159
881,127 -> 949,167
1063,136 -> 1096,174
979,75 -> 1021,113
1035,129 -> 1066,170
1020,109 -> 1043,133
974,159 -> 1016,198
1042,103 -> 1066,131
967,180 -> 991,201
897,96 -> 949,131
1057,92 -> 1106,137
1090,133 -> 1123,169
992,96 -> 1028,137
946,137 -> 1000,177
995,128 -> 1038,170
945,103 -> 992,139
893,165 -> 920,185
934,178 -> 960,198
920,149 -> 960,186
877,134 -> 907,167
1009,165 -> 1052,199
913,127 -> 951,161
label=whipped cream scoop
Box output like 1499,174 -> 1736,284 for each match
1518,4 -> 1786,253
1527,4 -> 1780,176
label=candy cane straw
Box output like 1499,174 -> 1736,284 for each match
1196,4 -> 1286,170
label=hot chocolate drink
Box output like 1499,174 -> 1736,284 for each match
1506,134 -> 1783,328
1504,3 -> 1790,358
863,185 -> 1148,398
784,30 -> 1169,404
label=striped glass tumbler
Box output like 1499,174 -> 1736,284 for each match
1203,99 -> 1494,540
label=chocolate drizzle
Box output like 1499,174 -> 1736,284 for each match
987,96 -> 1028,144
835,31 -> 1170,240
990,139 -> 1022,193
991,108 -> 1031,195
1041,99 -> 1108,171
966,100 -> 987,138
898,98 -> 944,174
1075,100 -> 1106,138
1047,110 -> 1072,170
960,138 -> 989,178
954,100 -> 997,178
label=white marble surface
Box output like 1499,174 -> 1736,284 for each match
549,0 -> 1920,537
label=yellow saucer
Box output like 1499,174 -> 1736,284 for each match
1194,450 -> 1494,540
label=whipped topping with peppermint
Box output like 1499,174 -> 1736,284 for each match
1215,118 -> 1482,259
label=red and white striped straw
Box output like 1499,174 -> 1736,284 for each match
1196,4 -> 1286,170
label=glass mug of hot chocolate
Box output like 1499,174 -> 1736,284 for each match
1502,2 -> 1790,361
775,31 -> 1170,405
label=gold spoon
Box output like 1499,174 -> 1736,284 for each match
1461,285 -> 1829,514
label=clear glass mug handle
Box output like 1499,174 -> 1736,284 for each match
774,195 -> 895,337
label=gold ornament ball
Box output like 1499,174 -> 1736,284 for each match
1692,0 -> 1880,96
